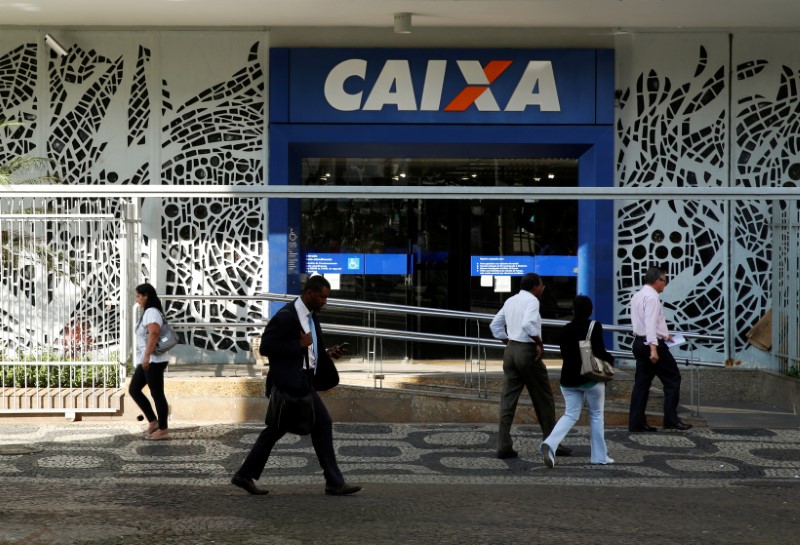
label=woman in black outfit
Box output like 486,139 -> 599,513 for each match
540,295 -> 614,467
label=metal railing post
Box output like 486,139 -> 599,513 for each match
690,341 -> 701,418
463,318 -> 471,388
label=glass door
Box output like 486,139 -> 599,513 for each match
299,157 -> 578,359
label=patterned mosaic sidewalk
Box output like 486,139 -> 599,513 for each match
1,422 -> 799,489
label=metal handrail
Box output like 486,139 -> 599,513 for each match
165,292 -> 725,342
7,183 -> 800,201
162,293 -> 726,406
166,319 -> 723,367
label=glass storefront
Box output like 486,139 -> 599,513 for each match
299,157 -> 578,359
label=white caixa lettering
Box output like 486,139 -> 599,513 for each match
323,58 -> 561,113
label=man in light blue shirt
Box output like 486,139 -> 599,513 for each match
491,273 -> 571,459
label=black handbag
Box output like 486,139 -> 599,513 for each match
265,385 -> 315,435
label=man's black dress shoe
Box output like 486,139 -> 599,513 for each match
231,472 -> 269,495
325,483 -> 362,496
555,445 -> 572,456
496,449 -> 519,460
664,421 -> 693,431
628,425 -> 658,432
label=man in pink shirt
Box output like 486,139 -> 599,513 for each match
627,266 -> 692,432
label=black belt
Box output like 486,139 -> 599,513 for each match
634,336 -> 665,343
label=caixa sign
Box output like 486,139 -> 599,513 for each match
284,49 -> 603,125
324,59 -> 560,113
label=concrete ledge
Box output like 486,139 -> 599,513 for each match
758,371 -> 800,413
114,377 -> 639,425
683,368 -> 800,413
6,367 -> 797,425
131,377 -> 267,423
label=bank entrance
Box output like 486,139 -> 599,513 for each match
299,157 -> 578,358
268,47 -> 615,359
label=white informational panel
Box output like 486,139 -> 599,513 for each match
494,276 -> 511,293
325,274 -> 341,290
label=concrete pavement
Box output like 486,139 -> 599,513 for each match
1,421 -> 799,544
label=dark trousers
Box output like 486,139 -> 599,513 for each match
238,388 -> 345,487
628,338 -> 682,428
497,341 -> 556,454
128,362 -> 169,429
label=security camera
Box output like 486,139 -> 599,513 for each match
44,34 -> 68,58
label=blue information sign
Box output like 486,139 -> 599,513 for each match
471,255 -> 578,277
306,253 -> 364,274
471,256 -> 534,277
306,253 -> 408,275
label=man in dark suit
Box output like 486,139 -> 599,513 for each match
231,275 -> 361,496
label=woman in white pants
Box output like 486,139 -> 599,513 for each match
540,296 -> 614,467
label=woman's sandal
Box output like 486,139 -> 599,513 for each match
149,428 -> 169,441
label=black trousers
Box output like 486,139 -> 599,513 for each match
238,385 -> 345,487
628,338 -> 682,428
128,362 -> 169,429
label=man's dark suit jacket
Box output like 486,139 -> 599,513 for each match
259,299 -> 339,396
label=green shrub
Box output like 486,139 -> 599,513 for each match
0,363 -> 120,388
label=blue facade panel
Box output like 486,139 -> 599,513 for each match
268,47 -> 615,323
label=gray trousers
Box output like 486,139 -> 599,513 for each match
497,340 -> 556,454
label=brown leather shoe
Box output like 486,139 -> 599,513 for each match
231,472 -> 269,495
325,483 -> 362,496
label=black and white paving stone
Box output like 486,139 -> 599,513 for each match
1,422 -> 799,545
0,423 -> 798,487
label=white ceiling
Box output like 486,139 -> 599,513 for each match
1,0 -> 800,31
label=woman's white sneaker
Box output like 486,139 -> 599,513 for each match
591,457 -> 614,465
540,443 -> 556,469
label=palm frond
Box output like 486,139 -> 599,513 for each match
0,155 -> 57,184
0,119 -> 59,184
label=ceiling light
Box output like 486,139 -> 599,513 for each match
547,173 -> 555,179
394,13 -> 412,34
44,34 -> 68,58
